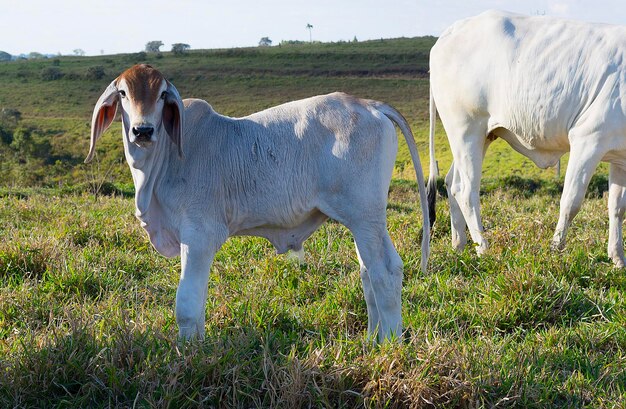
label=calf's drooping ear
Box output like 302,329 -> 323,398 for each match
162,80 -> 184,158
86,81 -> 119,163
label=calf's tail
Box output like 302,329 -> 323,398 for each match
376,102 -> 430,273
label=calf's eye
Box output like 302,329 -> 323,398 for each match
119,90 -> 126,98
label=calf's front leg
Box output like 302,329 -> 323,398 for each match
176,225 -> 227,340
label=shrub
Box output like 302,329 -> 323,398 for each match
126,52 -> 146,63
10,127 -> 52,159
40,67 -> 63,81
64,72 -> 81,80
0,108 -> 21,123
85,65 -> 106,80
0,124 -> 12,145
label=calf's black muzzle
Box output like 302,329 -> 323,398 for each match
132,125 -> 154,143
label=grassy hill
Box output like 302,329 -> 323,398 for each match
0,36 -> 589,188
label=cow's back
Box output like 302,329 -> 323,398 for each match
430,10 -> 626,149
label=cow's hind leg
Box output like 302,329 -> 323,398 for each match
447,126 -> 489,255
551,142 -> 604,251
446,137 -> 494,252
351,220 -> 403,342
608,163 -> 626,267
446,162 -> 468,251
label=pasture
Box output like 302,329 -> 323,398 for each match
0,39 -> 624,407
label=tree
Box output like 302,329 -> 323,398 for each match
258,37 -> 272,47
73,48 -> 85,56
280,40 -> 305,46
306,23 -> 313,43
0,51 -> 11,62
145,41 -> 164,53
28,52 -> 44,59
171,43 -> 191,55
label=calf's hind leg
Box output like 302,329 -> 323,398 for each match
351,221 -> 404,342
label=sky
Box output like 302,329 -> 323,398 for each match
1,0 -> 625,56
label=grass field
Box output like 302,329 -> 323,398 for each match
0,39 -> 625,407
1,182 -> 624,407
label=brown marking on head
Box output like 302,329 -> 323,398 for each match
87,64 -> 185,162
116,64 -> 165,112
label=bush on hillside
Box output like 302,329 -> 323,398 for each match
125,52 -> 146,64
0,108 -> 21,123
40,67 -> 63,81
10,127 -> 52,160
0,124 -> 12,145
85,65 -> 106,80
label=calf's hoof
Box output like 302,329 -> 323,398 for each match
550,239 -> 565,252
178,323 -> 205,341
610,255 -> 626,268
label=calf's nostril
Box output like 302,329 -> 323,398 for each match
132,126 -> 154,139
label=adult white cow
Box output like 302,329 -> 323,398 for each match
87,64 -> 430,342
427,10 -> 626,266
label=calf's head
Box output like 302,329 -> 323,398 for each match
86,64 -> 184,163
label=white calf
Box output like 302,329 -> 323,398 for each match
88,64 -> 430,341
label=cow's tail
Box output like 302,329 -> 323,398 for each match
426,85 -> 438,230
377,102 -> 430,273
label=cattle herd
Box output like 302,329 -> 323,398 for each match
88,10 -> 626,341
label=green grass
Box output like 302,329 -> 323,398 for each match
0,183 -> 624,407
